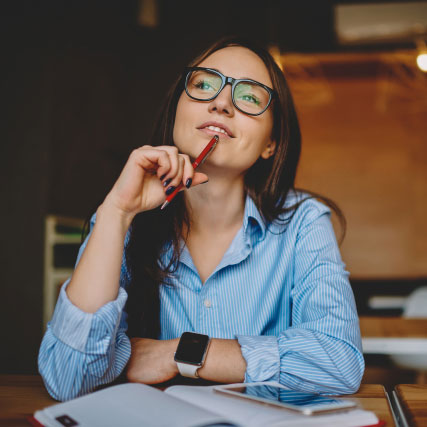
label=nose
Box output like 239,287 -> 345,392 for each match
208,84 -> 234,116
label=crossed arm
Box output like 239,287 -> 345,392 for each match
126,337 -> 246,384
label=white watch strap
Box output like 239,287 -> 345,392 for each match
176,362 -> 200,378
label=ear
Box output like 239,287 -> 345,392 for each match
260,140 -> 276,160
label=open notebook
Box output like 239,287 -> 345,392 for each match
31,382 -> 383,427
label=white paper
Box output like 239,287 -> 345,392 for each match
165,382 -> 379,427
35,383 -> 237,427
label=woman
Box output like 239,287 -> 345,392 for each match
39,37 -> 364,401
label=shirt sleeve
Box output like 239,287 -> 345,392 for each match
237,205 -> 364,395
38,214 -> 132,401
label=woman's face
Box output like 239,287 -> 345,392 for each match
173,46 -> 276,176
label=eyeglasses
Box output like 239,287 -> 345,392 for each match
184,67 -> 275,116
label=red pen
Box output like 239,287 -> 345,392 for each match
160,135 -> 219,210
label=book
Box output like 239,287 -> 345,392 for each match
31,381 -> 382,427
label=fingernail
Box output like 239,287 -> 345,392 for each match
165,186 -> 176,195
160,174 -> 166,180
201,180 -> 209,185
163,178 -> 172,187
185,178 -> 192,188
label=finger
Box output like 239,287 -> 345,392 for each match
191,172 -> 209,186
153,146 -> 180,184
131,147 -> 171,176
177,172 -> 209,193
181,154 -> 195,188
165,156 -> 185,190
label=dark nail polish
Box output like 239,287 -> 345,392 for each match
165,186 -> 176,195
185,178 -> 192,188
160,174 -> 166,180
163,178 -> 172,187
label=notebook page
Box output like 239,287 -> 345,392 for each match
165,383 -> 379,427
36,383 -> 238,427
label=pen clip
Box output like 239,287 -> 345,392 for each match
199,140 -> 218,166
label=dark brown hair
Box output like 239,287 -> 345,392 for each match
124,36 -> 345,338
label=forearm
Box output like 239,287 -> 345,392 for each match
40,331 -> 131,401
67,197 -> 133,313
197,339 -> 246,383
39,285 -> 131,401
127,338 -> 246,385
236,329 -> 363,394
277,329 -> 364,394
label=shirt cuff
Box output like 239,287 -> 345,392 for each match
50,280 -> 128,354
236,335 -> 280,383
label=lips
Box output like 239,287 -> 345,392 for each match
197,121 -> 234,138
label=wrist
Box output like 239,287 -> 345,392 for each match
174,332 -> 211,378
169,338 -> 180,375
98,196 -> 135,231
197,339 -> 246,383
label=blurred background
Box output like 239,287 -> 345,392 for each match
1,0 -> 426,389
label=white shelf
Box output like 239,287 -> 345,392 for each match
362,337 -> 427,355
52,269 -> 74,281
367,296 -> 407,310
50,235 -> 82,245
43,215 -> 84,327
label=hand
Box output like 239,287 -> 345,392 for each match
104,145 -> 209,221
126,338 -> 179,384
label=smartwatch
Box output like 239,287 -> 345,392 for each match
174,332 -> 211,378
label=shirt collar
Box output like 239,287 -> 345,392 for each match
160,194 -> 268,270
243,194 -> 267,243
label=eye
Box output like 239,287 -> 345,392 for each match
234,83 -> 264,107
240,94 -> 261,105
194,80 -> 215,91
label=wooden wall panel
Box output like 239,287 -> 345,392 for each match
284,53 -> 427,277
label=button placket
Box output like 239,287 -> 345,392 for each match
199,276 -> 217,334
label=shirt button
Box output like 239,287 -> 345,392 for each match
204,299 -> 212,308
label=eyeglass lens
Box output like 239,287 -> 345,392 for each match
186,69 -> 270,115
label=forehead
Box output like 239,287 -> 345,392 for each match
198,46 -> 273,88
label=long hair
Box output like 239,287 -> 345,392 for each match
124,36 -> 345,338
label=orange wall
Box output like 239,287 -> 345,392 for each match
284,53 -> 427,277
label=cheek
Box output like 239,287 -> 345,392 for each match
240,117 -> 274,154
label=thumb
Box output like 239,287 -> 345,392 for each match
191,172 -> 209,186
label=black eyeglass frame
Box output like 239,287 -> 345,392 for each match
184,66 -> 275,116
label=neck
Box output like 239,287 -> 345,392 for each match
184,175 -> 246,234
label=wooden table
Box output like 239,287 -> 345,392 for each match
360,316 -> 427,355
0,376 -> 56,427
0,376 -> 395,426
393,384 -> 427,426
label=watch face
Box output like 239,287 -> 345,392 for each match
174,332 -> 210,365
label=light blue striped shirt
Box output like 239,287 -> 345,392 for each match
38,193 -> 364,401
